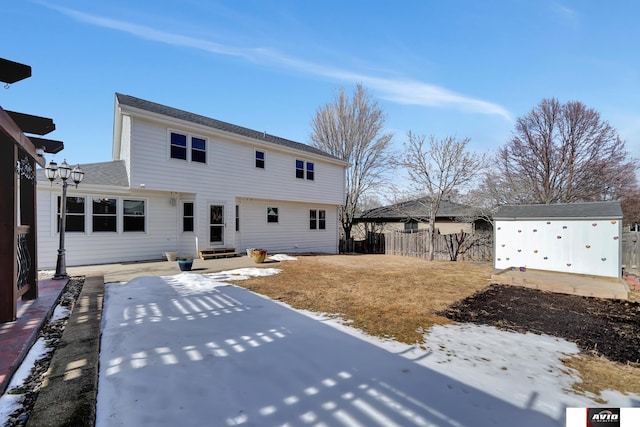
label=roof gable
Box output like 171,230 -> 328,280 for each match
115,93 -> 342,162
494,201 -> 623,220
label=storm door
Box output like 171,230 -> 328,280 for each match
209,205 -> 224,245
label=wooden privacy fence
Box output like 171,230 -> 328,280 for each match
385,230 -> 493,261
621,232 -> 640,275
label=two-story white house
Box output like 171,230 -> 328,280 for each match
36,93 -> 348,268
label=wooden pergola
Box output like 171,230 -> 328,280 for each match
0,58 -> 64,323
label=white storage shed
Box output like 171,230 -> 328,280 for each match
494,202 -> 623,279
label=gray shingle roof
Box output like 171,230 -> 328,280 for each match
116,93 -> 341,161
357,198 -> 475,220
37,160 -> 129,187
494,201 -> 623,220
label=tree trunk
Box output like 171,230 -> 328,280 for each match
427,212 -> 437,261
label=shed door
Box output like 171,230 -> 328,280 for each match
209,205 -> 224,245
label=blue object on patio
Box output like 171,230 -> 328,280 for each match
178,259 -> 193,271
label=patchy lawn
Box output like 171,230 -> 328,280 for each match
237,254 -> 640,398
241,254 -> 492,344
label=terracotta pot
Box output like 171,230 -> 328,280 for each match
251,249 -> 267,264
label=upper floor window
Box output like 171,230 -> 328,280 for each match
256,150 -> 265,169
296,159 -> 314,180
296,160 -> 304,179
183,202 -> 194,232
170,133 -> 187,160
57,196 -> 85,233
170,131 -> 207,163
123,199 -> 145,232
306,162 -> 314,180
191,137 -> 206,163
92,198 -> 117,232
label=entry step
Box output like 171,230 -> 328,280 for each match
198,248 -> 239,260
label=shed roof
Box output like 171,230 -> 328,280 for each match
115,93 -> 341,162
37,160 -> 129,187
494,201 -> 623,220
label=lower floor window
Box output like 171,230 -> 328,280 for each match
124,199 -> 146,232
310,209 -> 326,230
404,220 -> 419,232
92,198 -> 117,232
57,196 -> 85,232
267,206 -> 279,223
183,202 -> 194,232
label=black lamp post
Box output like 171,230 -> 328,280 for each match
45,159 -> 84,280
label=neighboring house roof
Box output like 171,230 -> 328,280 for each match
494,201 -> 623,220
37,160 -> 129,187
356,198 -> 476,222
114,93 -> 344,163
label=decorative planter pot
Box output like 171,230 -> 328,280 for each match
251,249 -> 267,264
165,251 -> 177,262
178,259 -> 193,271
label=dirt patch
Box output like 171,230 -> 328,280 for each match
440,284 -> 640,365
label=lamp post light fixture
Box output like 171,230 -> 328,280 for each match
45,159 -> 84,280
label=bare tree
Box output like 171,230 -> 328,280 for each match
620,188 -> 640,229
492,98 -> 638,204
395,133 -> 487,260
310,83 -> 393,240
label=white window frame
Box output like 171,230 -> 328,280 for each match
55,195 -> 86,234
255,150 -> 265,169
91,197 -> 118,233
310,209 -> 326,230
182,201 -> 195,233
296,159 -> 315,180
168,130 -> 208,164
267,206 -> 279,224
123,199 -> 147,233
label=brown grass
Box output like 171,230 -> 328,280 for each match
240,254 -> 492,344
563,355 -> 640,399
237,254 -> 640,398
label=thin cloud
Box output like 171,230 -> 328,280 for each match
551,2 -> 580,30
43,2 -> 512,121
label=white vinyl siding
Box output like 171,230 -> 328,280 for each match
127,119 -> 344,205
36,100 -> 346,268
236,198 -> 338,254
37,189 -> 178,269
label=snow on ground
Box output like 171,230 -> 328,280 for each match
0,305 -> 70,423
0,339 -> 49,422
96,267 -> 639,427
269,254 -> 298,261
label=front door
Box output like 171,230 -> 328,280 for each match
209,205 -> 224,245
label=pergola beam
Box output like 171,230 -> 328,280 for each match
0,107 -> 44,168
0,59 -> 32,84
28,137 -> 64,154
6,111 -> 55,136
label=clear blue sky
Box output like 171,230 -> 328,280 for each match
3,1 -> 639,167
